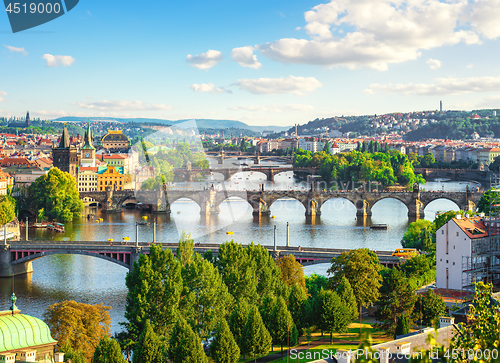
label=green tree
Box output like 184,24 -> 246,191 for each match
93,336 -> 127,363
133,320 -> 163,363
44,300 -> 111,361
420,153 -> 435,168
327,248 -> 382,309
241,307 -> 272,363
490,155 -> 500,171
375,268 -> 416,336
394,314 -> 410,338
276,254 -> 307,293
477,188 -> 500,214
451,282 -> 500,353
169,317 -> 205,363
125,243 -> 182,341
217,241 -> 258,302
0,195 -> 15,225
414,289 -> 446,327
25,167 -> 84,222
270,296 -> 294,357
319,289 -> 350,343
211,319 -> 240,363
336,276 -> 358,321
401,219 -> 434,251
228,299 -> 251,351
246,243 -> 284,300
288,283 -> 308,334
177,229 -> 195,266
59,341 -> 86,363
180,253 -> 233,341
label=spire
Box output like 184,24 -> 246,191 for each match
10,292 -> 18,311
58,127 -> 70,148
83,121 -> 94,149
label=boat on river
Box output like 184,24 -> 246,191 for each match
370,224 -> 388,230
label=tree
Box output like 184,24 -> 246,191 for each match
180,253 -> 233,341
394,314 -> 410,338
327,248 -> 382,309
323,141 -> 331,154
270,297 -> 294,357
25,167 -> 84,222
93,336 -> 127,363
169,317 -> 205,363
375,268 -> 416,336
216,241 -> 258,302
44,300 -> 111,361
133,320 -> 163,363
229,299 -> 251,351
276,254 -> 307,293
336,276 -> 358,321
477,188 -> 500,214
241,306 -> 272,363
288,283 -> 308,334
420,153 -> 435,168
246,243 -> 284,301
211,319 -> 240,363
59,341 -> 86,363
177,229 -> 195,266
125,243 -> 182,342
401,219 -> 434,251
0,195 -> 15,225
319,289 -> 350,343
414,289 -> 446,327
490,155 -> 500,171
451,282 -> 500,352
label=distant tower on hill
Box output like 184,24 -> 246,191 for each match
440,100 -> 443,112
295,124 -> 298,136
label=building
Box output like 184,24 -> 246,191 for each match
8,111 -> 30,128
100,154 -> 129,173
0,294 -> 61,362
101,130 -> 130,152
98,166 -> 124,191
435,215 -> 500,290
3,166 -> 47,187
52,128 -> 79,177
80,122 -> 96,168
135,166 -> 155,189
77,167 -> 98,204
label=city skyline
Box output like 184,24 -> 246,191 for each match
1,0 -> 500,126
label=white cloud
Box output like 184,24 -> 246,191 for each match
4,45 -> 27,55
186,49 -> 223,70
466,0 -> 500,40
230,46 -> 262,69
76,100 -> 173,111
466,64 -> 474,69
189,83 -> 230,94
427,58 -> 442,70
365,75 -> 500,96
229,104 -> 314,112
42,54 -> 75,67
0,91 -> 6,102
235,76 -> 322,95
257,0 -> 484,70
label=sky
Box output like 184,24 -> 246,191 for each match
1,0 -> 500,127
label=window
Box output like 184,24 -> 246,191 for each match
456,232 -> 459,236
442,230 -> 444,234
446,260 -> 448,263
453,262 -> 455,265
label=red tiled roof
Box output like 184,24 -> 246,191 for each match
453,217 -> 488,239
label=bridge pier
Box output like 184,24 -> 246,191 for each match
407,199 -> 425,219
305,198 -> 321,217
130,247 -> 142,271
0,245 -> 33,277
200,189 -> 221,215
355,200 -> 372,217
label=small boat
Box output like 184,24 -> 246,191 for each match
370,224 -> 388,230
31,223 -> 48,229
226,231 -> 234,235
138,221 -> 149,225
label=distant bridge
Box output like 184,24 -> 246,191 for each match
0,240 -> 401,277
79,184 -> 481,219
204,151 -> 293,165
173,165 -> 293,182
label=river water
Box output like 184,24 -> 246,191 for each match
0,167 -> 479,334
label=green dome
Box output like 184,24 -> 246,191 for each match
0,312 -> 57,352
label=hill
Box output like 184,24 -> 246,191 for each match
52,117 -> 288,133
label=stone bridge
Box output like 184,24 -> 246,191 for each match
205,151 -> 293,165
0,240 -> 401,277
173,166 -> 293,182
79,184 -> 482,219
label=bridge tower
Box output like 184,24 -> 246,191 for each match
200,187 -> 221,215
305,182 -> 322,217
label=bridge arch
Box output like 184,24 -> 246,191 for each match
320,197 -> 357,215
11,250 -> 131,269
169,196 -> 202,214
268,196 -> 306,215
423,197 -> 462,213
371,196 -> 410,213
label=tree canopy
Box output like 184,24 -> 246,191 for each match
24,167 -> 84,222
276,254 -> 307,293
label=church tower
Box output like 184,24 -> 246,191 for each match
80,122 -> 96,167
25,111 -> 30,127
52,127 -> 79,177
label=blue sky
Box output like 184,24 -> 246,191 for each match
1,0 -> 500,126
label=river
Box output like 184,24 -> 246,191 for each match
0,173 -> 480,335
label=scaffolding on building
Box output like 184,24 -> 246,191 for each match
462,173 -> 500,294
